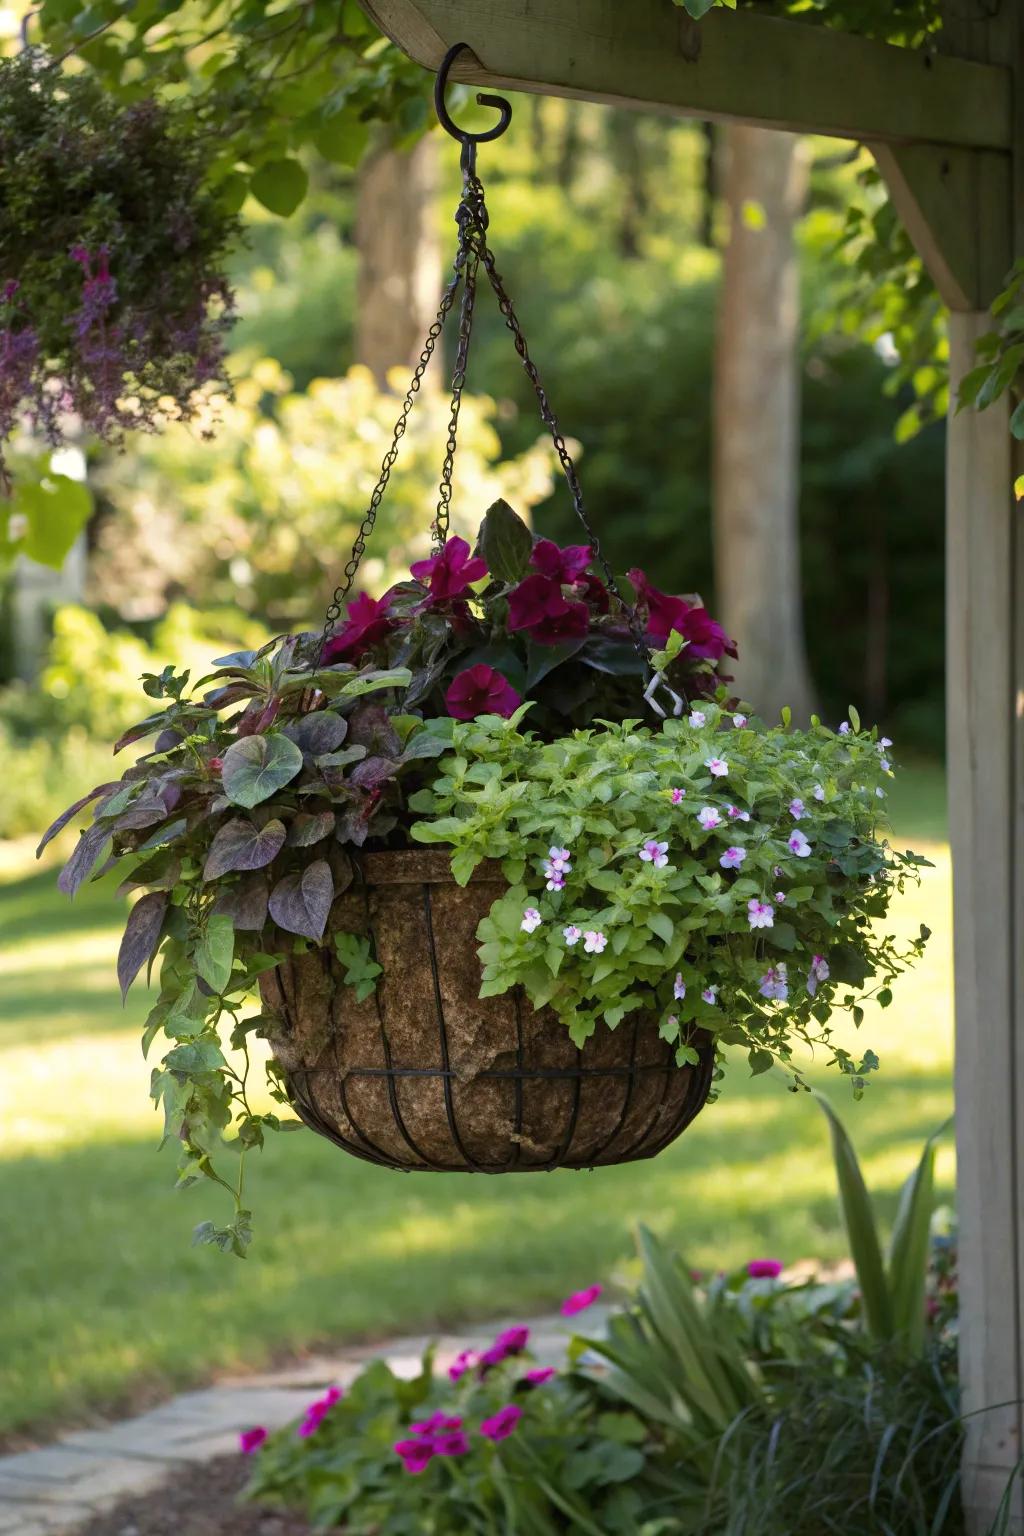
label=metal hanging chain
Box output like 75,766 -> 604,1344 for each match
432,164 -> 484,553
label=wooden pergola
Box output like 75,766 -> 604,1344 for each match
361,2 -> 1021,1528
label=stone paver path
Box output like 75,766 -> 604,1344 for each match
0,1310 -> 599,1536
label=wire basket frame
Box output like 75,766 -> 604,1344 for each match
260,852 -> 715,1173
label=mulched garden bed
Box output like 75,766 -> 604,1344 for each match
77,1455 -> 310,1536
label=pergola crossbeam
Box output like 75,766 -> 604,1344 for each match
362,0 -> 1012,152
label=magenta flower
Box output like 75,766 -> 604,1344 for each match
410,1412 -> 463,1438
524,1367 -> 555,1386
671,787 -> 686,804
747,1259 -> 783,1280
322,590 -> 396,664
445,664 -> 521,721
239,1426 -> 267,1455
480,1325 -> 530,1369
411,535 -> 488,603
433,1429 -> 471,1457
507,573 -> 590,644
529,538 -> 592,583
394,1437 -> 435,1474
448,1349 -> 478,1382
297,1385 -> 342,1437
680,606 -> 737,661
628,568 -> 692,643
560,1283 -> 603,1317
480,1403 -> 523,1442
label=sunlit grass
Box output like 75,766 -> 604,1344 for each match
0,765 -> 952,1440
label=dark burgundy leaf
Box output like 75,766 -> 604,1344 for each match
268,860 -> 334,940
111,801 -> 173,832
286,811 -> 336,848
153,728 -> 184,754
58,822 -> 111,897
350,755 -> 401,790
36,782 -> 118,857
347,702 -> 402,758
212,876 -> 269,932
114,712 -> 170,754
286,711 -> 348,756
335,807 -> 370,847
117,891 -> 168,1001
203,683 -> 257,710
203,818 -> 287,880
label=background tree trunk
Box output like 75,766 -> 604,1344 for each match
712,124 -> 815,721
354,135 -> 440,383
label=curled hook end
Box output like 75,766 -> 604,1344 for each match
435,42 -> 512,148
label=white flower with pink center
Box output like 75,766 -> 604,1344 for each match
521,908 -> 542,934
702,985 -> 718,1005
719,846 -> 746,870
759,963 -> 789,1002
639,840 -> 670,868
563,925 -> 582,946
807,953 -> 831,997
788,829 -> 812,859
788,798 -> 805,820
747,899 -> 774,930
583,930 -> 607,954
697,806 -> 721,831
689,710 -> 706,728
673,972 -> 686,1000
733,714 -> 747,728
727,804 -> 750,822
670,787 -> 686,804
705,757 -> 728,777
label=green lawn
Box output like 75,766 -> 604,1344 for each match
0,761 -> 953,1442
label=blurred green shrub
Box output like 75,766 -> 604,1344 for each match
0,604 -> 268,839
90,362 -> 559,630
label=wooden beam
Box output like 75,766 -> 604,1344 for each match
360,0 -> 1011,151
874,144 -> 1011,310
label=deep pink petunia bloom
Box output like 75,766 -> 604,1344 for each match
480,1403 -> 523,1442
448,1349 -> 478,1382
445,664 -> 521,721
394,1437 -> 435,1474
529,538 -> 593,584
432,1430 -> 471,1457
747,1259 -> 784,1280
410,1413 -> 463,1438
507,573 -> 569,632
560,1284 -> 603,1317
480,1325 -> 531,1370
523,1367 -> 555,1386
410,535 -> 488,603
577,571 -> 610,613
529,602 -> 589,645
679,605 -> 737,662
322,590 -> 396,664
627,568 -> 692,643
239,1426 -> 267,1455
297,1385 -> 342,1437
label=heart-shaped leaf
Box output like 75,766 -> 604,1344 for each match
212,876 -> 269,932
117,891 -> 168,1001
478,498 -> 533,584
286,712 -> 348,757
286,811 -> 336,847
195,913 -> 235,993
268,860 -> 334,940
203,818 -> 287,880
222,733 -> 303,808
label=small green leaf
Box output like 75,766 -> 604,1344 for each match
195,914 -> 234,993
250,157 -> 309,217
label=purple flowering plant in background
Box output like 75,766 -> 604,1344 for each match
0,51 -> 236,492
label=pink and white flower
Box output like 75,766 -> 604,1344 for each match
720,846 -> 746,870
697,806 -> 721,830
584,930 -> 608,954
758,963 -> 789,1002
813,783 -> 826,801
807,953 -> 830,997
671,787 -> 686,804
747,899 -> 774,929
640,839 -> 670,868
673,972 -> 687,1000
689,710 -> 706,728
548,846 -> 572,871
563,924 -> 582,946
521,908 -> 542,933
733,714 -> 747,728
774,890 -> 786,904
705,757 -> 728,777
702,985 -> 718,1005
727,805 -> 750,822
788,798 -> 805,820
788,829 -> 812,858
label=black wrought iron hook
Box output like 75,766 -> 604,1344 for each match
434,41 -> 512,170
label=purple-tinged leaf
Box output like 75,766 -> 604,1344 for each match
222,733 -> 303,808
286,711 -> 348,756
203,818 -> 286,880
212,876 -> 269,932
114,712 -> 170,754
134,818 -> 187,853
286,811 -> 336,848
203,682 -> 257,709
36,782 -> 117,857
237,697 -> 281,737
118,891 -> 168,1001
350,755 -> 401,791
335,808 -> 370,847
153,728 -> 184,754
58,822 -> 111,897
268,860 -> 334,940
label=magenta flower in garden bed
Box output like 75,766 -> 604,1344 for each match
560,1284 -> 603,1317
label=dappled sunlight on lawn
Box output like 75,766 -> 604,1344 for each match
0,802 -> 955,1438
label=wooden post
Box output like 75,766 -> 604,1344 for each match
947,316 -> 1022,1533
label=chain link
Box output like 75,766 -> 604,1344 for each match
318,159 -> 652,680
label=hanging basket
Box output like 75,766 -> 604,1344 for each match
260,851 -> 715,1173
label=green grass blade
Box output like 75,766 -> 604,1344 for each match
887,1118 -> 951,1354
813,1091 -> 894,1341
